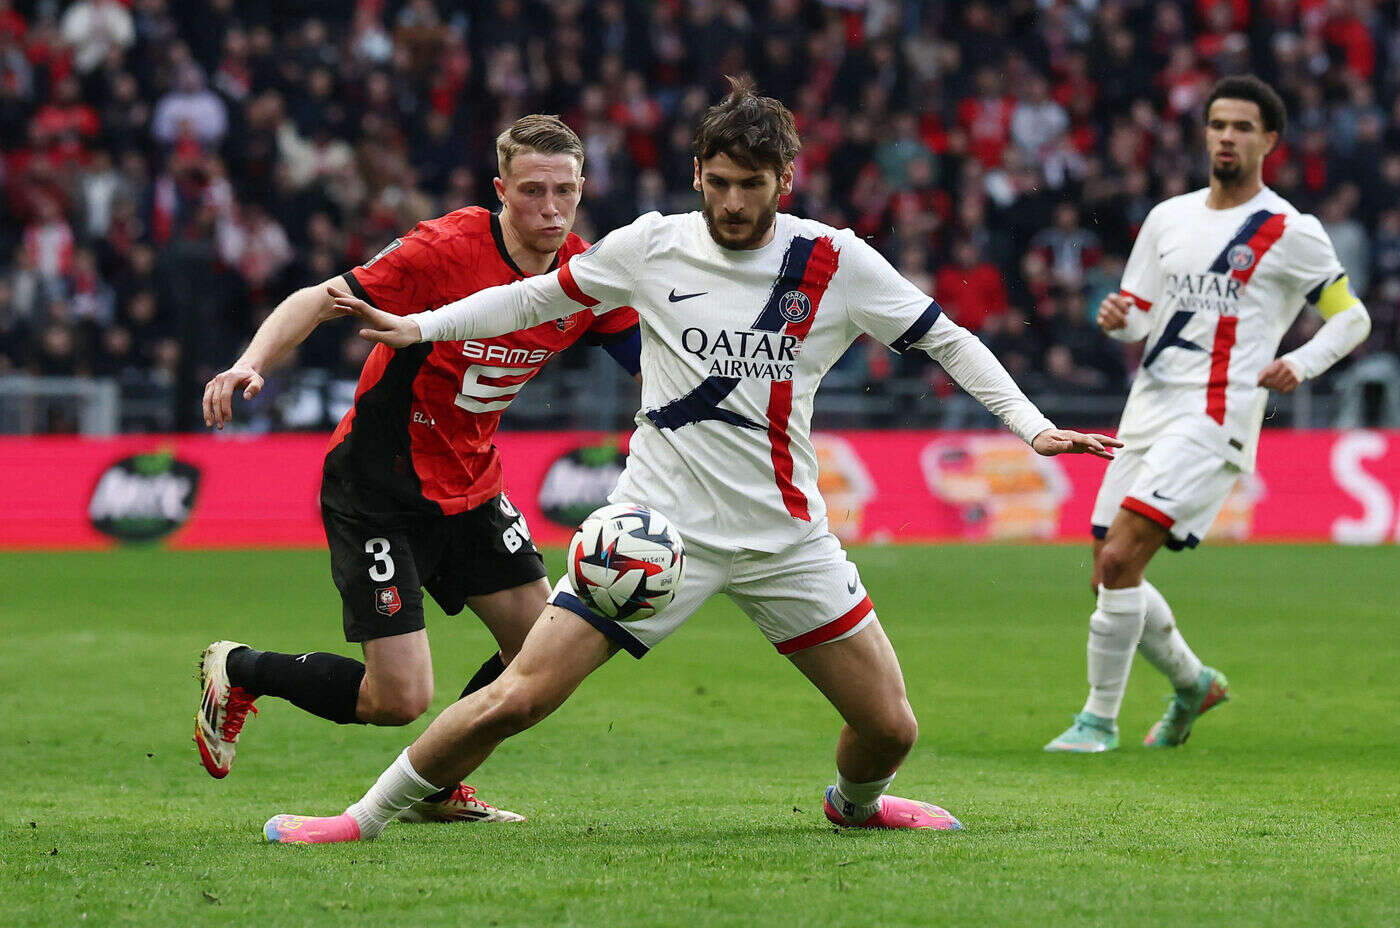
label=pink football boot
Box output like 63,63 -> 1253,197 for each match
263,813 -> 363,844
823,786 -> 963,830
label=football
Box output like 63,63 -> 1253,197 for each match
566,503 -> 685,621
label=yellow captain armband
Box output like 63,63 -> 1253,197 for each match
1311,275 -> 1361,319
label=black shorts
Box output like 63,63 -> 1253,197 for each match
322,482 -> 548,643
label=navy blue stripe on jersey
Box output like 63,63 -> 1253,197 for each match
890,300 -> 943,354
551,590 -> 649,658
598,327 -> 641,376
646,376 -> 765,431
751,236 -> 819,331
1207,210 -> 1274,274
1141,310 -> 1206,369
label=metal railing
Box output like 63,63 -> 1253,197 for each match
1,350 -> 1396,435
0,376 -> 120,435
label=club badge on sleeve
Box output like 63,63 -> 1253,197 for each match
375,586 -> 402,617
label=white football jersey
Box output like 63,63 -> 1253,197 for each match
413,210 -> 1054,553
1117,186 -> 1346,470
560,211 -> 948,551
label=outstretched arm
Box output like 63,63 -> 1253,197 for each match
840,232 -> 1119,460
333,271 -> 584,347
919,314 -> 1121,460
203,276 -> 346,428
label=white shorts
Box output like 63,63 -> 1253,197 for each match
1091,432 -> 1241,551
548,530 -> 874,658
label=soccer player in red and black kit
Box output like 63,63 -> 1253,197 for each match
193,115 -> 639,823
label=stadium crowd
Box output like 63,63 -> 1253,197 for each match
0,0 -> 1398,431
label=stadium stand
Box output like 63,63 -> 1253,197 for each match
0,0 -> 1396,433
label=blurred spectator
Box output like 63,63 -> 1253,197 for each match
23,195 -> 73,283
1030,202 -> 1102,288
1321,185 -> 1370,296
151,63 -> 227,148
1011,75 -> 1067,162
216,202 -> 292,295
60,0 -> 134,75
935,239 -> 1008,333
958,66 -> 1014,169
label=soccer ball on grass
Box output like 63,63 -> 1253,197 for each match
567,504 -> 684,621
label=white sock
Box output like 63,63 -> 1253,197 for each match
345,749 -> 441,839
832,772 -> 895,823
1136,580 -> 1204,690
1082,583 -> 1147,722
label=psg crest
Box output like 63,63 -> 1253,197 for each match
779,289 -> 812,324
1227,243 -> 1256,271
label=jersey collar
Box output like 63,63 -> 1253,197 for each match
491,212 -> 561,277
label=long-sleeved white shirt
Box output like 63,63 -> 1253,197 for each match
412,211 -> 1054,551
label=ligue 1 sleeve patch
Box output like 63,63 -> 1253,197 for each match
375,586 -> 403,616
364,238 -> 403,268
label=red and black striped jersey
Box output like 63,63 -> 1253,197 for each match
325,206 -> 637,516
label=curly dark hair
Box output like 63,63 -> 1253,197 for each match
691,75 -> 801,175
1203,75 -> 1287,134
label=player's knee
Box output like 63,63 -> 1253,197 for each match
364,683 -> 432,726
1095,543 -> 1137,588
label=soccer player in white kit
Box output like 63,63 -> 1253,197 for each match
1045,76 -> 1372,754
261,77 -> 1118,842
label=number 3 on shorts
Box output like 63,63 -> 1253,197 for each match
364,537 -> 395,581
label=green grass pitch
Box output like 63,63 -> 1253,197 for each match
1,543 -> 1397,927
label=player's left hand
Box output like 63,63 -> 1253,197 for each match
1031,429 -> 1122,460
1257,359 -> 1302,394
328,286 -> 423,348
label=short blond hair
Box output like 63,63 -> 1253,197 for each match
496,114 -> 585,176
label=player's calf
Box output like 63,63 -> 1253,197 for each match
841,705 -> 919,780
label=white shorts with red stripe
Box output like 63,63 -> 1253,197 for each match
548,529 -> 873,658
1090,431 -> 1241,551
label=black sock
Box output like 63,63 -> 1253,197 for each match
459,652 -> 506,699
420,652 -> 508,804
226,647 -> 366,725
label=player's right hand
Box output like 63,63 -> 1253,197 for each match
329,286 -> 423,348
203,361 -> 264,429
1096,293 -> 1131,332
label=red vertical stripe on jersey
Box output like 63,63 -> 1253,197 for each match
1206,314 -> 1238,424
557,262 -> 598,307
767,236 -> 840,520
766,380 -> 808,520
1231,213 -> 1286,284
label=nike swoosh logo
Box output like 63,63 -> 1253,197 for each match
1158,248 -> 1178,260
847,573 -> 859,595
1150,491 -> 1175,501
668,289 -> 707,302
